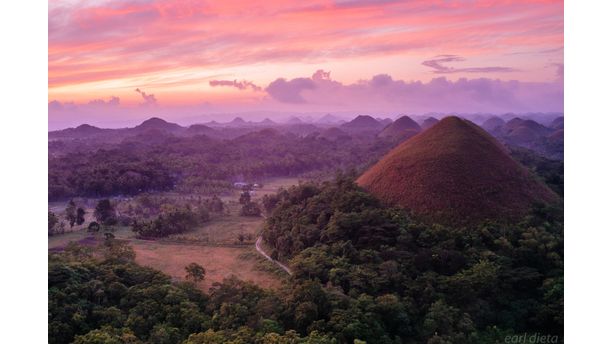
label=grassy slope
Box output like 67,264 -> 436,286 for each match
357,116 -> 559,225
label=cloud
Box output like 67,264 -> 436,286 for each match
209,79 -> 262,91
87,96 -> 120,107
49,70 -> 563,130
265,77 -> 317,103
312,69 -> 331,81
49,1 -> 563,88
422,55 -> 516,74
49,100 -> 69,111
135,88 -> 157,106
263,70 -> 562,113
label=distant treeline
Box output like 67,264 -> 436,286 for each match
49,130 -> 394,201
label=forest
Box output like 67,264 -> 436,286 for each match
48,129 -> 394,201
49,171 -> 562,343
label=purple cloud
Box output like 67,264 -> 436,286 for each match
135,88 -> 157,106
87,96 -> 120,107
312,69 -> 331,81
265,77 -> 317,103
209,79 -> 262,91
263,71 -> 562,113
422,55 -> 516,74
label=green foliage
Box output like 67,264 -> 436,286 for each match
49,173 -> 563,344
185,263 -> 206,284
239,191 -> 251,205
240,201 -> 262,217
76,207 -> 86,225
48,130 -> 396,201
48,211 -> 59,236
49,249 -> 209,344
94,199 -> 117,226
132,205 -> 207,238
260,175 -> 563,342
511,147 -> 564,196
65,199 -> 77,227
88,221 -> 101,232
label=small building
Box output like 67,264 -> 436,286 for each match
233,182 -> 248,189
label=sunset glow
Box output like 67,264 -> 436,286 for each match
49,0 -> 563,128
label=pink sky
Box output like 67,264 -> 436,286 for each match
49,0 -> 563,129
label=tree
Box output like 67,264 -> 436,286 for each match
102,240 -> 135,263
65,200 -> 77,227
197,207 -> 210,223
209,196 -> 224,213
48,211 -> 59,236
262,194 -> 279,214
185,263 -> 206,284
76,207 -> 86,225
240,202 -> 261,217
88,221 -> 101,232
104,232 -> 116,243
94,199 -> 117,226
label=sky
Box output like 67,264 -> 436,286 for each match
49,0 -> 563,129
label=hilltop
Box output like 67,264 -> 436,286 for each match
481,116 -> 506,133
357,116 -> 559,225
134,117 -> 183,132
420,117 -> 439,130
378,115 -> 422,140
340,115 -> 384,133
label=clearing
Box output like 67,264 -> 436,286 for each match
48,176 -> 301,291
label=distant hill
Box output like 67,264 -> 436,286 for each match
481,116 -> 505,133
378,118 -> 393,126
233,128 -> 283,144
260,118 -> 276,126
186,124 -> 216,136
286,116 -> 303,125
357,116 -> 559,225
341,115 -> 384,133
227,117 -> 248,127
317,114 -> 343,124
420,117 -> 439,130
550,116 -> 564,130
500,118 -> 553,145
134,117 -> 183,132
49,124 -> 107,139
317,127 -> 351,141
282,123 -> 320,137
378,116 -> 421,140
548,129 -> 564,144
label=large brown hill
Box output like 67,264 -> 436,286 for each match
357,116 -> 559,225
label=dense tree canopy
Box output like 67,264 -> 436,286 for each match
131,205 -> 209,238
48,131 -> 394,201
260,175 -> 563,343
50,173 -> 563,343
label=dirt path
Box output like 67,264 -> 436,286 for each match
255,236 -> 292,275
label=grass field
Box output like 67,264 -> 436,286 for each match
167,202 -> 262,245
48,176 -> 302,290
132,242 -> 284,291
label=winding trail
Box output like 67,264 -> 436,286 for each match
255,236 -> 292,275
